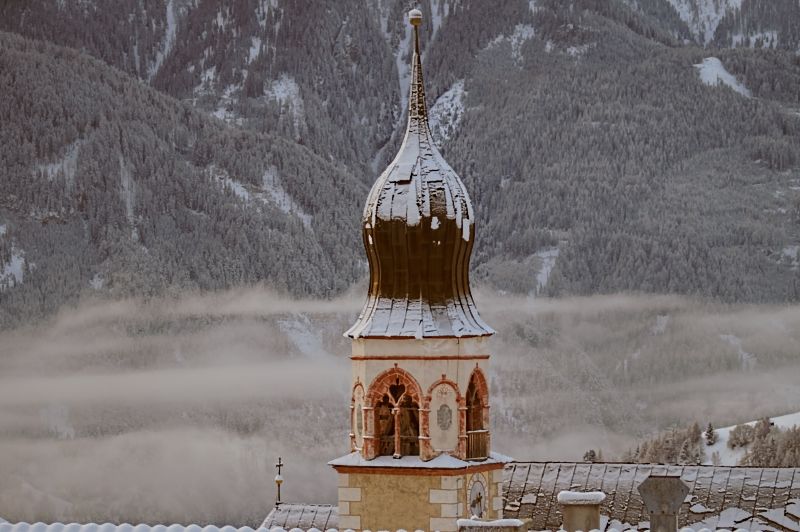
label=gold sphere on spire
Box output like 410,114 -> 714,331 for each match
408,8 -> 422,26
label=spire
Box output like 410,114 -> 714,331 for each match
407,8 -> 428,128
345,8 -> 494,339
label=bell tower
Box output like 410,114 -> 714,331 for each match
329,9 -> 510,532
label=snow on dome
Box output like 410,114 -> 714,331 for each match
557,490 -> 607,505
346,3 -> 493,340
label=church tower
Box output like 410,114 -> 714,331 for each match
328,9 -> 510,532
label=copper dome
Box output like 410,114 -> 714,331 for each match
346,11 -> 493,339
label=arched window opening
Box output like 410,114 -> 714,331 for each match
375,377 -> 420,458
466,379 -> 484,432
466,372 -> 488,460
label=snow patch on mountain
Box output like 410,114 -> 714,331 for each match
534,247 -> 559,295
264,75 -> 305,140
694,57 -> 750,97
395,18 -> 413,115
510,24 -> 536,62
566,43 -> 595,57
258,167 -> 312,229
248,37 -> 262,63
1,246 -> 25,291
430,0 -> 449,39
666,0 -> 742,45
487,24 -> 536,64
38,141 -> 80,188
119,156 -> 135,223
147,0 -> 177,81
429,80 -> 465,146
703,411 -> 800,466
211,166 -> 311,229
783,245 -> 800,270
256,0 -> 279,30
221,176 -> 250,201
213,84 -> 242,124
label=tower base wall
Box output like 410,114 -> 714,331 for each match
334,463 -> 504,532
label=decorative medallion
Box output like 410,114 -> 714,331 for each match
437,403 -> 452,431
468,473 -> 487,518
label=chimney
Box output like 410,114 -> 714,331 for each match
638,474 -> 690,532
557,490 -> 605,532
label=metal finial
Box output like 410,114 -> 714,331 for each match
408,8 -> 422,26
274,457 -> 284,508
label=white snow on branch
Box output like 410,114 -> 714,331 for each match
666,0 -> 742,45
429,80 -> 465,146
694,57 -> 750,97
732,30 -> 778,48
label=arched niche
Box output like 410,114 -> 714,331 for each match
351,382 -> 365,451
426,377 -> 460,454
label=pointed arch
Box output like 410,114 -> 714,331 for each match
466,366 -> 490,459
366,366 -> 423,405
364,366 -> 423,459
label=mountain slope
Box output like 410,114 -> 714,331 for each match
0,31 -> 366,328
1,0 -> 800,310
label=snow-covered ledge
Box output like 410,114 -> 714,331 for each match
456,517 -> 525,532
557,490 -> 605,532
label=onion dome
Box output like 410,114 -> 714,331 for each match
346,9 -> 494,339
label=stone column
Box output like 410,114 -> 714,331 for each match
557,491 -> 605,532
419,403 -> 434,460
457,401 -> 468,459
361,406 -> 376,459
638,475 -> 689,532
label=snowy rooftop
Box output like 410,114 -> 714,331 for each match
504,462 -> 800,531
0,523 -> 340,532
260,503 -> 337,530
328,451 -> 513,470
